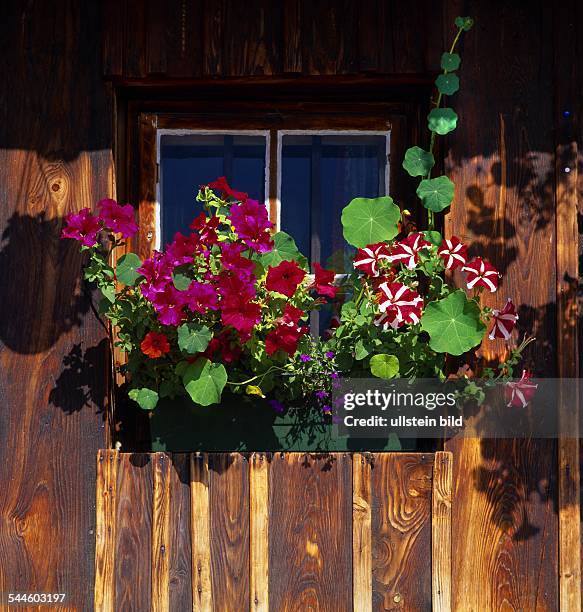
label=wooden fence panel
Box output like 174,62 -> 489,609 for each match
95,451 -> 451,610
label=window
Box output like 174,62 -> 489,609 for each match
156,129 -> 389,273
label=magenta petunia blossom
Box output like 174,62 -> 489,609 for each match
190,212 -> 220,246
150,284 -> 186,326
61,208 -> 102,247
184,281 -> 218,314
228,199 -> 274,253
220,242 -> 256,279
98,199 -> 138,238
166,232 -> 200,266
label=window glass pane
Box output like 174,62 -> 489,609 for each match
159,133 -> 267,246
280,133 -> 387,272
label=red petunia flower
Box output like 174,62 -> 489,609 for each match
165,232 -> 200,266
220,242 -> 256,279
221,295 -> 261,338
312,263 -> 338,298
98,199 -> 138,238
505,370 -> 538,408
184,281 -> 218,314
207,176 -> 248,202
140,331 -> 170,359
375,281 -> 423,330
190,212 -> 220,246
387,232 -> 431,270
489,298 -> 518,340
61,208 -> 102,247
438,236 -> 468,270
266,260 -> 306,297
228,198 -> 274,253
353,243 -> 391,277
462,257 -> 500,293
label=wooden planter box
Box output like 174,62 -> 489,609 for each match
95,451 -> 452,611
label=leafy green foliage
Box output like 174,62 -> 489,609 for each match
182,358 -> 227,406
416,176 -> 455,212
370,354 -> 399,379
423,230 -> 443,246
420,290 -> 486,355
402,146 -> 435,177
435,74 -> 460,96
260,231 -> 308,269
428,108 -> 458,135
173,271 -> 191,290
341,196 -> 401,248
177,323 -> 212,354
116,253 -> 142,286
441,52 -> 461,71
129,387 -> 159,410
455,16 -> 474,31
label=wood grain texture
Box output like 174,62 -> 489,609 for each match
152,452 -> 171,612
115,453 -> 153,611
432,451 -> 452,612
371,453 -> 433,611
250,453 -> 269,612
168,454 -> 192,611
283,0 -> 302,73
269,453 -> 352,611
95,450 -> 118,612
209,453 -> 250,611
353,453 -> 372,612
137,113 -> 158,260
190,453 -> 212,612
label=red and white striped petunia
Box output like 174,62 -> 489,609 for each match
505,370 -> 538,408
488,298 -> 518,340
462,257 -> 500,292
387,232 -> 432,270
375,281 -> 424,330
438,236 -> 468,270
353,243 -> 391,277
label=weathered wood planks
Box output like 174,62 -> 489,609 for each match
94,452 -> 448,609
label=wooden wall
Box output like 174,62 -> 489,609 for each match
0,0 -> 579,610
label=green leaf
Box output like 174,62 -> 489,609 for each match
177,323 -> 212,354
173,271 -> 191,290
182,358 -> 227,406
354,339 -> 370,360
370,354 -> 399,379
341,196 -> 401,248
128,387 -> 159,410
116,253 -> 142,286
455,16 -> 474,31
101,283 -> 115,303
428,108 -> 458,135
435,73 -> 460,96
416,176 -> 455,212
423,230 -> 443,246
260,231 -> 308,269
402,146 -> 435,177
441,52 -> 461,71
420,290 -> 486,356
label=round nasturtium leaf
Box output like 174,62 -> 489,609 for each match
182,358 -> 227,406
441,52 -> 461,72
128,387 -> 159,410
435,74 -> 460,96
420,290 -> 486,356
416,176 -> 455,212
402,146 -> 435,177
370,354 -> 399,379
428,108 -> 458,135
116,253 -> 142,286
260,231 -> 308,269
423,230 -> 443,246
177,323 -> 212,354
341,196 -> 401,248
455,16 -> 474,31
173,271 -> 191,290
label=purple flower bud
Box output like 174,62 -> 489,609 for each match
325,351 -> 335,359
300,354 -> 311,362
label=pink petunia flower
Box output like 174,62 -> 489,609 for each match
505,370 -> 538,408
184,281 -> 219,314
228,199 -> 274,253
190,212 -> 220,246
207,176 -> 248,202
438,236 -> 468,270
488,298 -> 518,340
150,284 -> 186,326
353,243 -> 392,277
375,281 -> 423,330
462,258 -> 500,293
311,263 -> 338,298
266,260 -> 306,297
387,232 -> 432,270
98,199 -> 138,238
165,232 -> 200,266
61,208 -> 102,247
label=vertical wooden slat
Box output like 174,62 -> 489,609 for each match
250,453 -> 269,612
209,453 -> 250,610
432,451 -> 453,612
95,450 -> 118,612
353,453 -> 372,612
102,0 -> 125,76
371,453 -> 433,610
152,453 -> 171,612
137,113 -> 158,261
283,0 -> 302,73
190,453 -> 213,612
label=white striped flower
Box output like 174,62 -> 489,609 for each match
438,235 -> 468,270
375,282 -> 423,330
488,298 -> 518,340
462,257 -> 500,292
505,370 -> 538,408
353,243 -> 391,277
387,232 -> 431,270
